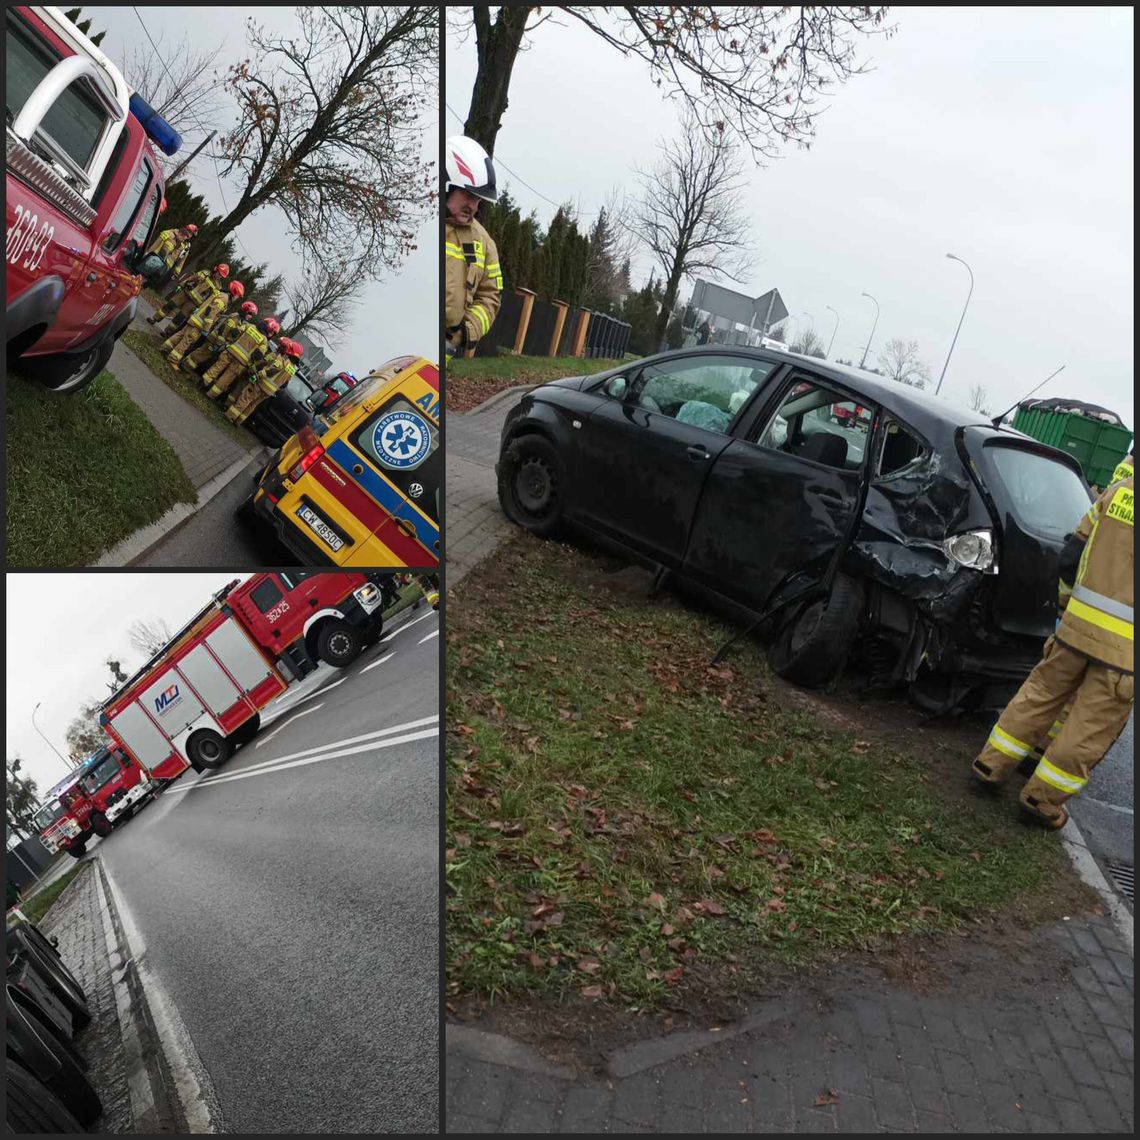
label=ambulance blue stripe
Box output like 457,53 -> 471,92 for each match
326,439 -> 439,551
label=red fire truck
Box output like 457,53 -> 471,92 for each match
6,5 -> 180,392
31,771 -> 91,859
100,572 -> 389,779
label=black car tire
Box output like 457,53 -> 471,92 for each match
768,573 -> 864,688
498,434 -> 565,537
20,338 -> 115,394
232,714 -> 261,747
186,729 -> 229,771
90,813 -> 112,839
66,842 -> 86,859
5,1061 -> 87,1134
317,620 -> 363,668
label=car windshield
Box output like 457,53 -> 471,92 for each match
987,445 -> 1093,540
32,799 -> 65,830
326,358 -> 421,424
80,754 -> 122,795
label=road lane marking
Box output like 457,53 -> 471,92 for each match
265,677 -> 345,719
165,715 -> 440,792
388,610 -> 437,637
418,629 -> 439,644
361,652 -> 396,674
256,704 -> 324,747
168,727 -> 438,790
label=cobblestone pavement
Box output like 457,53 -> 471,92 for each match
39,862 -> 135,1134
447,914 -> 1133,1133
117,296 -> 259,490
446,395 -> 521,585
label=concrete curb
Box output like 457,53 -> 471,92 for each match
1062,816 -> 1134,952
94,450 -> 265,567
456,382 -> 535,417
446,1024 -> 576,1079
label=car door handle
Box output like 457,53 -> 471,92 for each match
817,490 -> 846,507
686,445 -> 711,461
394,518 -> 416,538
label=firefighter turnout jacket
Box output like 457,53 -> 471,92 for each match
178,270 -> 220,309
253,352 -> 296,395
445,217 -> 502,350
147,228 -> 190,274
207,312 -> 248,350
223,323 -> 270,367
187,291 -> 228,333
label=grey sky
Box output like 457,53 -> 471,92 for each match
95,6 -> 438,375
446,6 -> 1133,426
6,573 -> 239,799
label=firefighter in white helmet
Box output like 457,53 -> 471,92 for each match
444,135 -> 503,357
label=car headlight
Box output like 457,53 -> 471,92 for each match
943,529 -> 998,573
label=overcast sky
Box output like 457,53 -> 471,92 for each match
446,6 -> 1134,426
7,574 -> 239,798
95,6 -> 438,375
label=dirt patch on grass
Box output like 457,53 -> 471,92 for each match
446,355 -> 624,412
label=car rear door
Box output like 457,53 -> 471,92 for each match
683,370 -> 873,611
573,354 -> 775,567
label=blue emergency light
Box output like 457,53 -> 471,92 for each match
128,93 -> 182,156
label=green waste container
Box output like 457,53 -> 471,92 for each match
1012,400 -> 1132,489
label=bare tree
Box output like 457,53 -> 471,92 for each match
122,34 -> 226,148
281,259 -> 366,342
877,338 -> 932,389
630,114 -> 754,348
197,6 -> 437,279
791,328 -> 827,358
65,700 -> 107,762
968,382 -> 991,414
127,618 -> 173,657
455,6 -> 893,161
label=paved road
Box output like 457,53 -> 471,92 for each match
1072,711 -> 1134,890
137,452 -> 294,567
95,606 -> 440,1133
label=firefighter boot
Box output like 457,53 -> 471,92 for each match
162,325 -> 201,364
206,361 -> 246,401
1018,665 -> 1133,828
971,640 -> 1085,786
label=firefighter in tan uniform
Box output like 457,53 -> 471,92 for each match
183,301 -> 259,375
162,280 -> 244,365
972,475 -> 1134,827
203,316 -> 277,401
150,262 -> 229,332
444,136 -> 503,358
146,223 -> 195,279
227,338 -> 301,424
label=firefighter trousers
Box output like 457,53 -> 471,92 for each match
182,341 -> 220,373
226,382 -> 269,424
972,640 -> 1133,825
161,324 -> 206,362
203,358 -> 248,399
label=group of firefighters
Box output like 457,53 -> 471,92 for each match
141,225 -> 304,426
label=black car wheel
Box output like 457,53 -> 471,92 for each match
498,435 -> 565,537
90,813 -> 112,839
768,572 -> 864,688
317,620 -> 363,668
19,338 -> 115,394
5,1060 -> 87,1134
66,842 -> 86,859
186,729 -> 229,771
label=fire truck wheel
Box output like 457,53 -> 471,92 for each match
233,715 -> 261,747
317,621 -> 363,668
66,842 -> 86,859
90,813 -> 112,839
21,338 -> 115,394
187,729 -> 229,770
5,1061 -> 86,1135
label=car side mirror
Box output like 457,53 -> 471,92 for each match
604,375 -> 629,400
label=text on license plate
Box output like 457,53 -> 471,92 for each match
296,505 -> 344,552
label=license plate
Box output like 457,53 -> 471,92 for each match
296,504 -> 344,552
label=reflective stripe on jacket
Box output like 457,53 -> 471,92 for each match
185,272 -> 219,307
225,325 -> 269,365
254,354 -> 295,395
1056,477 -> 1134,673
188,293 -> 228,332
445,217 -> 502,348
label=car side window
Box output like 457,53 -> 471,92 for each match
874,417 -> 928,480
631,356 -> 778,434
102,160 -> 153,253
753,377 -> 874,471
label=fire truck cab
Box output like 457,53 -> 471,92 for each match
74,743 -> 156,837
6,5 -> 180,392
31,775 -> 90,859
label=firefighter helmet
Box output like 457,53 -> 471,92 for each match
286,340 -> 304,360
240,301 -> 258,317
445,135 -> 498,203
214,263 -> 230,278
160,196 -> 168,214
186,223 -> 198,234
259,317 -> 280,337
229,281 -> 245,299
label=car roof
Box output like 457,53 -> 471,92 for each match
642,345 -> 999,434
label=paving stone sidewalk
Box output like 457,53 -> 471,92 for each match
38,862 -> 135,1134
117,296 -> 258,490
447,913 -> 1133,1134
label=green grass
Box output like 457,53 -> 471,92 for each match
20,864 -> 85,925
6,369 -> 196,566
121,328 -> 255,450
447,354 -> 625,412
446,535 -> 1084,1009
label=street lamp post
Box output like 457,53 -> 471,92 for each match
825,305 -> 839,358
936,253 -> 974,396
784,314 -> 800,345
32,702 -> 73,774
858,292 -> 880,369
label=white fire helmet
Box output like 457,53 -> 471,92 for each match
445,135 -> 498,203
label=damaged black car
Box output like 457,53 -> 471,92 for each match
495,346 -> 1095,712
